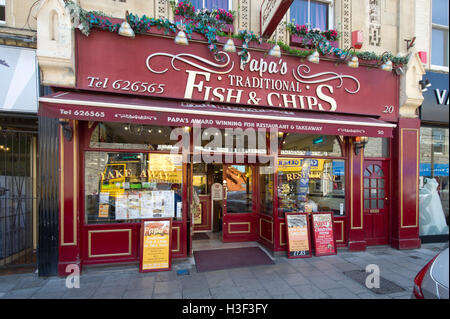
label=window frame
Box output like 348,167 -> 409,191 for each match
189,0 -> 232,11
277,156 -> 346,217
82,122 -> 187,226
430,0 -> 449,70
0,0 -> 6,24
83,150 -> 185,225
289,0 -> 334,30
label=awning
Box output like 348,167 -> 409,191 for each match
39,91 -> 396,137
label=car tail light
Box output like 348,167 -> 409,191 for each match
413,254 -> 439,299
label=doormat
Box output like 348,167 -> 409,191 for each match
343,270 -> 406,294
192,233 -> 209,240
194,247 -> 274,272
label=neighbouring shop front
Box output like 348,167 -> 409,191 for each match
0,44 -> 39,272
418,71 -> 449,242
37,20 -> 423,275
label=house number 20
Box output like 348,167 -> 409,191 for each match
383,105 -> 394,114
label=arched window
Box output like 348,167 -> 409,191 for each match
89,122 -> 181,152
279,133 -> 343,157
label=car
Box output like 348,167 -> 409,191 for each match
412,246 -> 449,299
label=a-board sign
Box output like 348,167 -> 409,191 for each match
285,213 -> 312,258
140,218 -> 172,272
311,212 -> 337,256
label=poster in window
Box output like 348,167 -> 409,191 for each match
127,192 -> 141,219
194,202 -> 202,225
98,204 -> 109,218
285,213 -> 312,258
161,191 -> 175,218
151,191 -> 175,218
115,193 -> 128,220
311,212 -> 337,256
140,191 -> 154,218
140,218 -> 172,272
99,192 -> 110,204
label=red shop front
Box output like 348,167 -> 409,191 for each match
38,25 -> 421,275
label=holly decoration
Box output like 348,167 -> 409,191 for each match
65,1 -> 409,68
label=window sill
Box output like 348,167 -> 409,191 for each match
429,64 -> 449,73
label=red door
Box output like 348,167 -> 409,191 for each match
222,164 -> 257,242
363,161 -> 390,245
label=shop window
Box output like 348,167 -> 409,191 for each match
191,0 -> 230,10
431,0 -> 449,67
277,158 -> 345,216
279,133 -> 342,157
84,152 -> 183,224
419,127 -> 449,236
89,122 -> 181,152
0,0 -> 5,23
289,0 -> 333,30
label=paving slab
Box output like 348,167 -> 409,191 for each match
291,283 -> 330,299
0,243 -> 446,299
1,287 -> 41,299
122,288 -> 154,299
325,287 -> 360,299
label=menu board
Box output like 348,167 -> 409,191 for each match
285,213 -> 312,258
311,212 -> 337,256
140,219 -> 172,272
113,190 -> 176,220
115,194 -> 128,220
127,192 -> 141,219
152,190 -> 175,218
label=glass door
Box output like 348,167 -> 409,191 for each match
222,165 -> 257,242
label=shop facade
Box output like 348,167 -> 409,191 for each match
418,71 -> 449,242
35,9 -> 425,276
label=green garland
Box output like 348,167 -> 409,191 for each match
64,1 -> 409,68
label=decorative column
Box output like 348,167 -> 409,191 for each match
391,51 -> 425,249
347,137 -> 366,251
58,120 -> 81,275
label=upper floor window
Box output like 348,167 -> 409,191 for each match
0,0 -> 6,24
432,0 -> 449,67
191,0 -> 231,11
290,0 -> 333,31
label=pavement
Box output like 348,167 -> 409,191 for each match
0,242 -> 448,299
